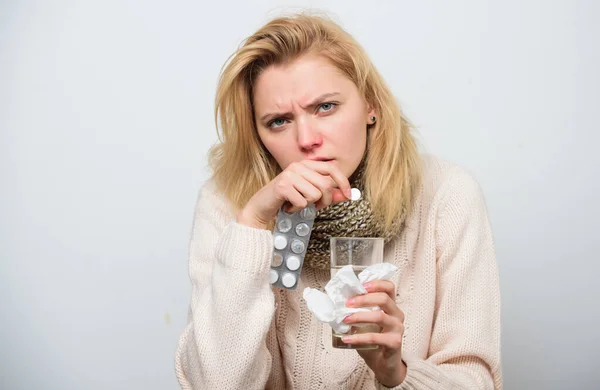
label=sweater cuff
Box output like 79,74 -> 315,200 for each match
214,221 -> 273,276
375,379 -> 405,390
374,360 -> 448,390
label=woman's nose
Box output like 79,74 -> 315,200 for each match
296,118 -> 323,151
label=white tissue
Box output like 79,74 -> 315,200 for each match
303,262 -> 398,334
325,265 -> 367,307
358,263 -> 398,283
303,288 -> 335,323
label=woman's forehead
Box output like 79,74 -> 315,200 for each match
253,56 -> 354,110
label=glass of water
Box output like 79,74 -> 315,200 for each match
330,237 -> 384,350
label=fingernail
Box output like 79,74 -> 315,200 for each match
343,315 -> 352,323
363,282 -> 372,291
345,187 -> 351,198
342,336 -> 353,343
346,298 -> 355,307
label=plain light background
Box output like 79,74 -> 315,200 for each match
1,0 -> 598,389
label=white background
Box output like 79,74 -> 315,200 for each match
1,1 -> 598,389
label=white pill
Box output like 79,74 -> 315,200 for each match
290,239 -> 305,254
274,235 -> 288,250
286,255 -> 301,271
281,272 -> 297,288
272,252 -> 283,267
295,222 -> 310,237
351,188 -> 362,201
269,269 -> 279,284
277,218 -> 292,233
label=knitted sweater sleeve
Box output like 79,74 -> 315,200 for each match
174,183 -> 277,389
378,167 -> 502,390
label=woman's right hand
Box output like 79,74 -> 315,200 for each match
236,160 -> 352,230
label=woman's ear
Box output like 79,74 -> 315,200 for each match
367,108 -> 377,125
366,100 -> 377,125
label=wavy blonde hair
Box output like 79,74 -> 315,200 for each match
209,12 -> 421,229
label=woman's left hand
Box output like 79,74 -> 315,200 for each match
342,280 -> 407,387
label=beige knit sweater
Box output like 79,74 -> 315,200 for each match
174,155 -> 502,389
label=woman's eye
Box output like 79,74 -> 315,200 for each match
269,118 -> 286,128
318,102 -> 337,112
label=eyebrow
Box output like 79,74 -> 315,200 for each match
259,92 -> 341,123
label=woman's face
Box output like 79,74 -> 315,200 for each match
252,54 -> 375,178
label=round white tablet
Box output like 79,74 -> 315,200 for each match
269,269 -> 279,284
281,272 -> 297,288
286,255 -> 301,271
351,187 -> 362,201
274,235 -> 288,250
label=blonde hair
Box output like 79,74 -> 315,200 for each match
209,12 -> 421,229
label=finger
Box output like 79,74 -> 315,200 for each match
275,172 -> 311,213
330,188 -> 348,203
292,164 -> 334,208
289,171 -> 323,205
280,184 -> 309,213
278,171 -> 321,213
301,160 -> 351,199
343,310 -> 401,331
341,331 -> 403,350
363,280 -> 396,302
347,292 -> 403,318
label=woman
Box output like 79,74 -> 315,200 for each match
175,13 -> 502,390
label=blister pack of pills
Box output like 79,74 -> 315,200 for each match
269,204 -> 317,290
269,188 -> 362,290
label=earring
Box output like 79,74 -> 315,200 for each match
370,116 -> 377,124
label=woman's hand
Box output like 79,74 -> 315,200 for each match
342,280 -> 407,387
237,160 -> 351,230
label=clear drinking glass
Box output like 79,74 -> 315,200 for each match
330,237 -> 384,350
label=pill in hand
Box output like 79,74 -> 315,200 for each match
350,188 -> 361,201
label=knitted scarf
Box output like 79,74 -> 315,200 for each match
303,163 -> 405,270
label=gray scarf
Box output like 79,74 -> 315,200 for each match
303,164 -> 405,269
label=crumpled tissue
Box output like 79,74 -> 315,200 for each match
303,263 -> 398,334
